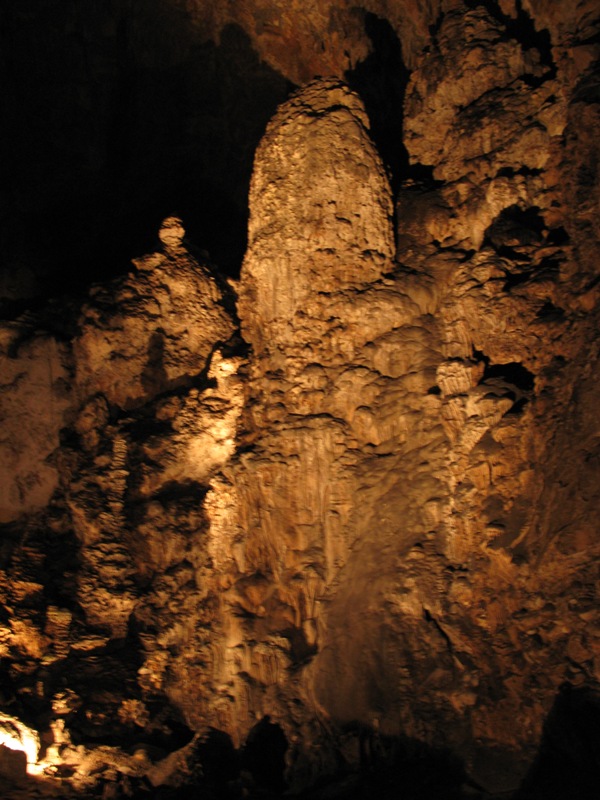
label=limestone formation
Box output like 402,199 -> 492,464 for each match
0,330 -> 71,523
0,1 -> 599,798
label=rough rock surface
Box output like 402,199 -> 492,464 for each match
0,1 -> 599,798
0,331 -> 71,523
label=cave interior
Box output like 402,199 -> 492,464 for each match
1,1 -> 600,798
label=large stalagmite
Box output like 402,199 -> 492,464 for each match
234,77 -> 446,731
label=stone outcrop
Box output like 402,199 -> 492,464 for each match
0,328 -> 72,523
0,1 -> 599,798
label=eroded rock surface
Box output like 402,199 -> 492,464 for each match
0,332 -> 71,523
0,1 -> 599,798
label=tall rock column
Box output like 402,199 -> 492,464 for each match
222,79 -> 449,764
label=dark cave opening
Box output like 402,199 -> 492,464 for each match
481,361 -> 535,393
345,12 -> 411,194
482,205 -> 567,291
515,684 -> 600,800
242,716 -> 288,794
484,205 -> 546,253
1,6 -> 294,299
2,5 -> 424,300
473,347 -> 536,395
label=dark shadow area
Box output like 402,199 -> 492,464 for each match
515,683 -> 600,800
2,706 -> 599,799
1,3 -> 294,298
188,727 -> 240,797
294,727 -> 471,800
242,716 -> 288,793
472,349 -> 535,417
482,205 -> 565,290
345,12 -> 411,193
481,361 -> 535,393
474,348 -> 535,391
141,329 -> 168,398
484,205 -> 545,255
535,300 -> 565,322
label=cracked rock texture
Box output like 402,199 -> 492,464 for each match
0,1 -> 599,797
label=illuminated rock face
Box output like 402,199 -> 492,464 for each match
217,65 -> 600,790
0,1 -> 599,796
233,77 -> 446,738
68,234 -> 240,641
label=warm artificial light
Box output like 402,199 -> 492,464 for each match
0,712 -> 40,774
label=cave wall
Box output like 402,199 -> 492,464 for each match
1,0 -> 599,795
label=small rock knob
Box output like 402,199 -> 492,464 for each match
158,216 -> 186,251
